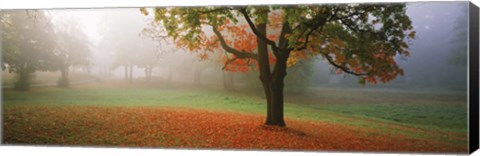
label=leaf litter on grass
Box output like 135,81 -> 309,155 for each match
2,105 -> 467,153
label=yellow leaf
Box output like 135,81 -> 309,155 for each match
140,8 -> 149,16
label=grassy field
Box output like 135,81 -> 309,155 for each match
2,81 -> 468,153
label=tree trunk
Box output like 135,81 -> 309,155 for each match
269,56 -> 288,127
129,64 -> 133,83
227,71 -> 235,90
148,67 -> 152,81
144,68 -> 148,81
145,67 -> 152,81
194,67 -> 201,86
168,67 -> 172,82
265,22 -> 292,127
57,66 -> 70,88
223,70 -> 235,91
124,65 -> 128,80
222,70 -> 227,90
14,62 -> 31,91
255,22 -> 276,125
256,13 -> 292,127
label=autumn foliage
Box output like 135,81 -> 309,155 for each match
3,105 -> 466,152
159,10 -> 284,73
146,5 -> 416,84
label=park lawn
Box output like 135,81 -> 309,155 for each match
2,81 -> 468,153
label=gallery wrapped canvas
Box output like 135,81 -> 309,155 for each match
1,0 -> 478,155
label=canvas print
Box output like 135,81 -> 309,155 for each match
0,1 -> 472,154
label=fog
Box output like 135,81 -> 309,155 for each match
311,2 -> 468,91
2,1 -> 469,92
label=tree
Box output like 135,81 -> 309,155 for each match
129,41 -> 161,82
140,20 -> 177,82
143,4 -> 415,126
51,17 -> 92,87
448,3 -> 467,66
98,9 -> 151,82
1,10 -> 57,90
284,58 -> 315,94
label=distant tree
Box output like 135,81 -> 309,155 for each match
139,20 -> 175,81
98,10 -> 146,82
448,4 -> 467,66
134,42 -> 162,81
284,58 -> 314,94
52,17 -> 92,87
98,10 -> 168,83
1,10 -> 57,90
143,4 -> 415,126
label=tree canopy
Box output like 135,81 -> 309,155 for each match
1,10 -> 93,89
1,10 -> 57,90
143,4 -> 415,84
51,16 -> 92,87
1,11 -> 57,72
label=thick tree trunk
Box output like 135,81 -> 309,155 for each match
265,22 -> 292,127
256,15 -> 292,127
255,22 -> 276,125
269,56 -> 288,127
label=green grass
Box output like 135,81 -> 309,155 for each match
282,88 -> 468,133
2,81 -> 468,146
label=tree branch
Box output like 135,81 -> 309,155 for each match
221,56 -> 238,70
238,8 -> 282,52
198,8 -> 231,14
212,26 -> 257,59
338,18 -> 371,34
331,5 -> 375,21
289,13 -> 329,51
278,22 -> 291,50
320,53 -> 367,76
333,6 -> 377,34
292,26 -> 321,51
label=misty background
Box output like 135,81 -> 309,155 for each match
1,1 -> 469,93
